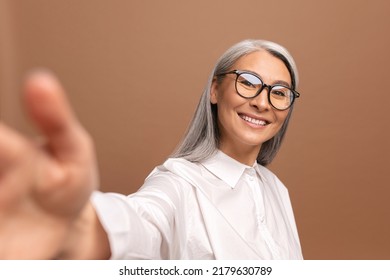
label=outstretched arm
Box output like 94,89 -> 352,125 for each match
0,71 -> 110,259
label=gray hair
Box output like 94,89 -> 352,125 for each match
171,39 -> 299,166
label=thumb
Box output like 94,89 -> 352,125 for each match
23,70 -> 89,161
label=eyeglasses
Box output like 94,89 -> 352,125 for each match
217,70 -> 300,110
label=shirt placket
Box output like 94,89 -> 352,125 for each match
247,168 -> 281,259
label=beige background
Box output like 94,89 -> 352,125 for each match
1,0 -> 389,259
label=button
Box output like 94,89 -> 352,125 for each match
247,168 -> 256,181
257,214 -> 265,223
256,215 -> 266,226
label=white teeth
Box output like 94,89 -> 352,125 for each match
240,115 -> 267,126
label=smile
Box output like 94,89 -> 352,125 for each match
239,114 -> 269,126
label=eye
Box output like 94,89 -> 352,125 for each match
270,86 -> 291,99
237,73 -> 261,89
239,78 -> 255,88
272,90 -> 287,97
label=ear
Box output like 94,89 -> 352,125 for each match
210,78 -> 218,104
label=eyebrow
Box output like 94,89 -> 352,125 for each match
272,79 -> 291,88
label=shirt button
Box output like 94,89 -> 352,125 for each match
257,216 -> 265,226
247,169 -> 256,181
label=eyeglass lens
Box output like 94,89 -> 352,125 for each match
237,73 -> 294,110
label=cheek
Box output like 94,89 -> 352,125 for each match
273,111 -> 289,128
215,94 -> 242,130
216,96 -> 244,127
214,79 -> 241,106
217,89 -> 245,111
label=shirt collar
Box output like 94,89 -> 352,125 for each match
201,150 -> 256,188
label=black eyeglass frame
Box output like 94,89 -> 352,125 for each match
216,70 -> 300,111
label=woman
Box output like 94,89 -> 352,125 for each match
0,39 -> 302,259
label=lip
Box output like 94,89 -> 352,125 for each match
238,113 -> 271,128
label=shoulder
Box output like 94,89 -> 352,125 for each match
256,164 -> 279,180
255,164 -> 296,209
129,158 -> 200,209
141,158 -> 201,191
256,164 -> 288,191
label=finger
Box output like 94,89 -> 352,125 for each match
0,123 -> 31,170
0,123 -> 34,208
0,123 -> 60,198
23,70 -> 89,161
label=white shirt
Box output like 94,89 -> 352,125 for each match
92,150 -> 303,259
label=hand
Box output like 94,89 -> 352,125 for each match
0,71 -> 99,259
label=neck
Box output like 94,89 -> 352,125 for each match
218,142 -> 261,166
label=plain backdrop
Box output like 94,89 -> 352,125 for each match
1,0 -> 389,259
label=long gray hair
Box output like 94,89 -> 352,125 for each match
171,39 -> 299,166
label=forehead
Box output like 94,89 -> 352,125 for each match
233,50 -> 291,85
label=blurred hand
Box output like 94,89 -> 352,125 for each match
0,71 -> 99,259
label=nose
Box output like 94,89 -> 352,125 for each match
249,87 -> 271,111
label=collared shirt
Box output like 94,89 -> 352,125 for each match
92,150 -> 303,259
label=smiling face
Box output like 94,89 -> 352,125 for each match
210,50 -> 292,165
